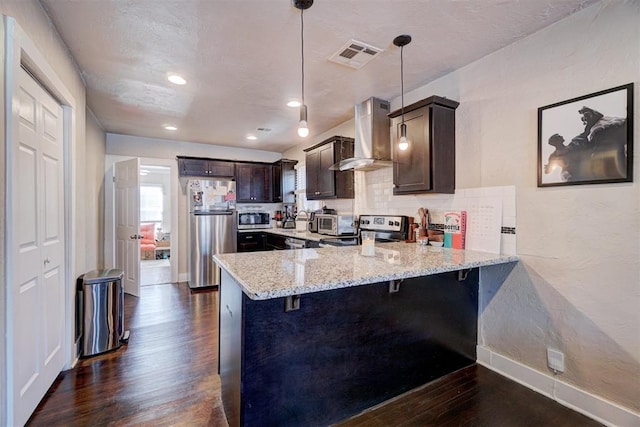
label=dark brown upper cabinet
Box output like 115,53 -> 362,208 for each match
390,96 -> 459,195
235,163 -> 272,203
304,136 -> 354,200
177,156 -> 235,178
272,159 -> 298,204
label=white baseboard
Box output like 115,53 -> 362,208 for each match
477,346 -> 640,427
178,273 -> 188,283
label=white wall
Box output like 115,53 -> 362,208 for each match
85,109 -> 106,270
0,1 -> 92,279
0,1 -> 104,424
0,13 -> 6,424
107,133 -> 282,163
446,1 -> 639,416
284,0 -> 639,420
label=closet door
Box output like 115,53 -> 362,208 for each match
10,67 -> 65,426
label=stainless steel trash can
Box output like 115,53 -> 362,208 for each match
79,269 -> 125,357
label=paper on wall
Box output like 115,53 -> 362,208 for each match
465,198 -> 502,254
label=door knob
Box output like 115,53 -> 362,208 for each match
130,234 -> 143,239
44,258 -> 51,264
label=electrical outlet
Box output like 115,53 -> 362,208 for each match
547,348 -> 565,373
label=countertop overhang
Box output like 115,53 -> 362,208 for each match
214,242 -> 518,300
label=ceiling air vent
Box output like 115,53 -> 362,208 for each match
328,39 -> 383,69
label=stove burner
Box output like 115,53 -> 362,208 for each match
318,215 -> 410,247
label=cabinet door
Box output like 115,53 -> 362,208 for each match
305,150 -> 320,198
179,158 -> 209,177
237,232 -> 266,252
178,158 -> 235,178
251,164 -> 272,203
317,144 -> 336,198
236,163 -> 271,202
272,163 -> 283,202
393,106 -> 432,194
305,145 -> 335,200
305,137 -> 355,200
235,164 -> 253,202
207,161 -> 235,178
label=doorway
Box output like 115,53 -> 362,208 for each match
139,165 -> 172,286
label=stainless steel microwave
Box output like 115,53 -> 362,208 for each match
237,211 -> 271,229
316,214 -> 357,236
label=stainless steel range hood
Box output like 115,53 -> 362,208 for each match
330,97 -> 391,171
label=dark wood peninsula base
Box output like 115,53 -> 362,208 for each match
219,268 -> 480,427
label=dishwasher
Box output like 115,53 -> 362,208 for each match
285,236 -> 318,249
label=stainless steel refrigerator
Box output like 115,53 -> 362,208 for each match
187,179 -> 237,289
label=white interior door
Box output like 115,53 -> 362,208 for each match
115,158 -> 141,296
9,67 -> 65,426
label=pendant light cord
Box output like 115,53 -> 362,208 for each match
300,8 -> 305,105
400,44 -> 405,125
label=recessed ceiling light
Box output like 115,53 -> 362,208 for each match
164,125 -> 178,131
168,75 -> 186,85
246,135 -> 257,140
287,100 -> 301,108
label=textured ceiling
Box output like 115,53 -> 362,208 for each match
39,0 -> 598,153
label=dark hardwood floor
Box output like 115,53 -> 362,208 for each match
27,283 -> 228,427
28,282 -> 602,427
337,364 -> 602,427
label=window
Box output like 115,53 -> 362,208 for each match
140,185 -> 163,223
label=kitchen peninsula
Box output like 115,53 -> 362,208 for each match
214,244 -> 518,426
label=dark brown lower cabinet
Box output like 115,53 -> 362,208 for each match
236,232 -> 266,252
219,269 -> 478,426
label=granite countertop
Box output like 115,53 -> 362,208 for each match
213,242 -> 519,300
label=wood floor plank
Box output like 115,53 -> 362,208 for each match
337,364 -> 604,427
27,283 -> 228,427
28,282 -> 604,427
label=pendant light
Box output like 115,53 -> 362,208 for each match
393,34 -> 412,151
294,0 -> 313,137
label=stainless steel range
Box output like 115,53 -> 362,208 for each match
319,215 -> 409,247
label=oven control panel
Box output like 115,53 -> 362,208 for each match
359,215 -> 407,232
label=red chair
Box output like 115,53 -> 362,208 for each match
140,223 -> 157,259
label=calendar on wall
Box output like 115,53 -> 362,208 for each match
465,198 -> 503,254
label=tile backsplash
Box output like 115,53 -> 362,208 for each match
351,168 -> 517,255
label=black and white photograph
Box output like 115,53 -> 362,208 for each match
538,83 -> 634,187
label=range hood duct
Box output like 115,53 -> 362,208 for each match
330,97 -> 392,171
